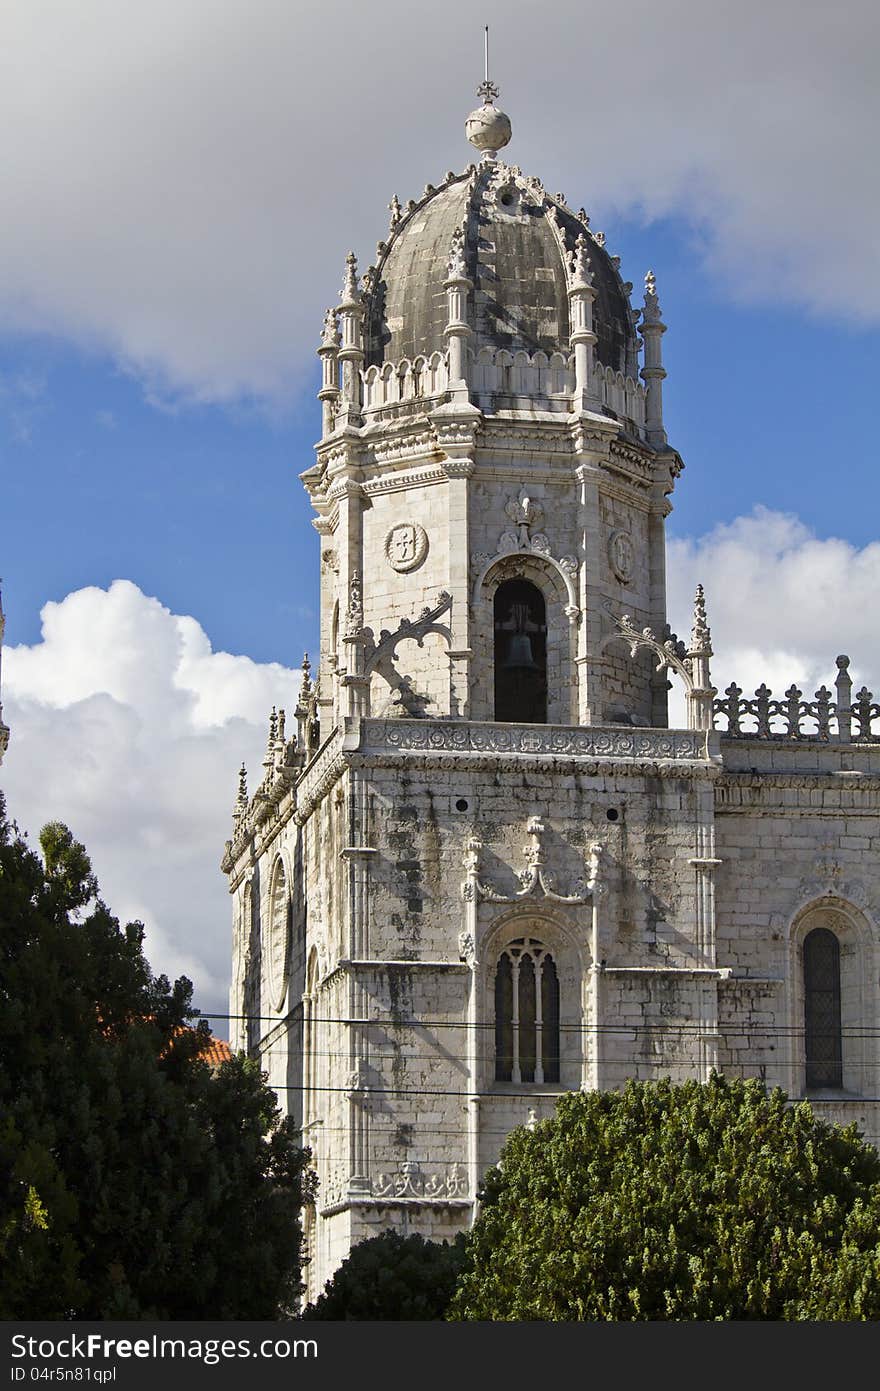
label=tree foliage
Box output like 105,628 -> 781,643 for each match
302,1231 -> 468,1320
0,795 -> 315,1318
449,1075 -> 880,1321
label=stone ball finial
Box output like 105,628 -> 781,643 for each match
465,102 -> 512,160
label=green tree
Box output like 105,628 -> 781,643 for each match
302,1231 -> 468,1320
449,1075 -> 880,1321
0,796 -> 315,1318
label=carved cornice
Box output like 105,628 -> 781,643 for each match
358,719 -> 712,762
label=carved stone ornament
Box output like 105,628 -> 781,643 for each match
608,530 -> 635,585
461,819 -> 602,905
385,522 -> 429,573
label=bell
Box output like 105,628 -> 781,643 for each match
501,632 -> 539,671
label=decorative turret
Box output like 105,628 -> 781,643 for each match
317,307 -> 340,438
567,232 -> 598,411
336,252 -> 364,426
641,270 -> 667,445
443,223 -> 473,404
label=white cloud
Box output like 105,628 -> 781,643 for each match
1,581 -> 299,1027
0,1 -> 877,404
667,507 -> 880,721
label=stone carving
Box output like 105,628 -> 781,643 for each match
446,224 -> 468,281
457,929 -> 475,965
372,1162 -> 468,1201
504,487 -> 544,546
388,193 -> 402,229
608,529 -> 635,584
461,820 -> 602,906
385,522 -> 429,573
363,591 -> 453,677
345,571 -> 363,637
369,719 -> 705,760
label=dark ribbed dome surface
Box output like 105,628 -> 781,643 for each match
364,164 -> 635,374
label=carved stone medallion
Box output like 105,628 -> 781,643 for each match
608,529 -> 635,584
385,522 -> 429,573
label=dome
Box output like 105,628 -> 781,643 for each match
363,161 -> 637,375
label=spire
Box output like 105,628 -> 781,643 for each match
232,763 -> 248,834
339,251 -> 360,310
465,27 -> 512,160
477,25 -> 499,105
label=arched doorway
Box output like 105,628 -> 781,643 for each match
493,578 -> 547,723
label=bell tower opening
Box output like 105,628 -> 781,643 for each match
493,578 -> 547,723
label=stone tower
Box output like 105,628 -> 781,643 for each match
222,85 -> 880,1297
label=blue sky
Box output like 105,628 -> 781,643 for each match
2,0 -> 878,1023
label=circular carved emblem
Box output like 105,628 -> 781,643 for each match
385,522 -> 428,573
608,530 -> 635,584
267,858 -> 290,1012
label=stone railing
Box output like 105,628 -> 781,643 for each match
596,363 -> 647,432
362,352 -> 449,411
471,346 -> 574,405
359,719 -> 710,761
712,656 -> 880,741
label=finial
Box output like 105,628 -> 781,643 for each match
466,26 -> 511,159
690,584 -> 712,654
300,652 -> 312,694
268,706 -> 278,744
477,26 -> 499,104
643,269 -> 663,323
339,251 -> 360,307
277,709 -> 286,744
233,763 -> 248,828
446,224 -> 468,281
320,306 -> 339,350
388,193 -> 402,228
569,232 -> 593,289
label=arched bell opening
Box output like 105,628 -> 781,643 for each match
493,579 -> 548,723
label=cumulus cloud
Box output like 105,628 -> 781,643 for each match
1,581 -> 299,1027
667,507 -> 880,721
0,1 -> 877,403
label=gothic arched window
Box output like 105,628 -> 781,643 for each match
494,937 -> 560,1084
804,926 -> 842,1089
494,579 -> 547,724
